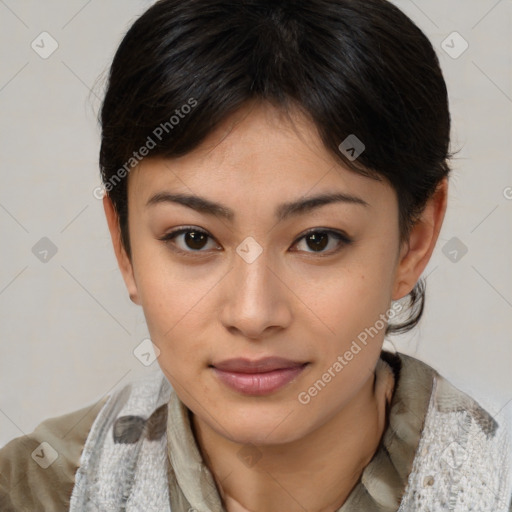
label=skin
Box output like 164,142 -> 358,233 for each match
104,100 -> 447,512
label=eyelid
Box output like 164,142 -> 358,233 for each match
292,227 -> 352,246
159,226 -> 211,239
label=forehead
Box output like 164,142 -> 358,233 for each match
127,101 -> 395,214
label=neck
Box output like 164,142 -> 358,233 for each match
191,359 -> 395,512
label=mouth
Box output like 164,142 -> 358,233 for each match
210,356 -> 308,373
210,357 -> 310,396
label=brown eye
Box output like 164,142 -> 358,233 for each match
158,227 -> 218,254
293,229 -> 352,255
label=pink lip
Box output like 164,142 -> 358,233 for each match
211,357 -> 309,396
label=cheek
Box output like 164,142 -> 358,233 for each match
292,260 -> 395,422
132,237 -> 208,321
305,250 -> 397,340
131,250 -> 221,378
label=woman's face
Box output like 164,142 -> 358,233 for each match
116,101 -> 411,445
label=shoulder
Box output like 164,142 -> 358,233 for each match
394,350 -> 512,442
396,351 -> 512,434
0,395 -> 109,512
393,352 -> 512,511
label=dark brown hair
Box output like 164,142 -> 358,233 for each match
98,0 -> 452,334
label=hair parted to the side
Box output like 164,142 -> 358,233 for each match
98,0 -> 453,335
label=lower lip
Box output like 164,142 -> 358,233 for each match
212,364 -> 308,396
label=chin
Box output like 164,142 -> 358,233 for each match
213,408 -> 311,447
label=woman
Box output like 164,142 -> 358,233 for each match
1,0 -> 511,510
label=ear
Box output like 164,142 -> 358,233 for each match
392,177 -> 448,300
103,195 -> 141,305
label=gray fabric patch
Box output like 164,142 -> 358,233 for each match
113,415 -> 147,444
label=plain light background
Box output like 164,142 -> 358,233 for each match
0,0 -> 511,448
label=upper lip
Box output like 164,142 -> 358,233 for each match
211,357 -> 307,373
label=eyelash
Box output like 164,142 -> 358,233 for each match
158,226 -> 353,258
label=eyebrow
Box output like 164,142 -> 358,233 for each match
145,191 -> 369,222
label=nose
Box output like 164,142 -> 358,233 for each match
219,245 -> 292,340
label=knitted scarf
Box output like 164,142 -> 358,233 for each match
69,368 -> 512,512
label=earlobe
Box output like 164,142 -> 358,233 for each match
102,195 -> 141,305
392,178 -> 448,300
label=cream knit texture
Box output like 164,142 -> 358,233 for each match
397,376 -> 512,511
